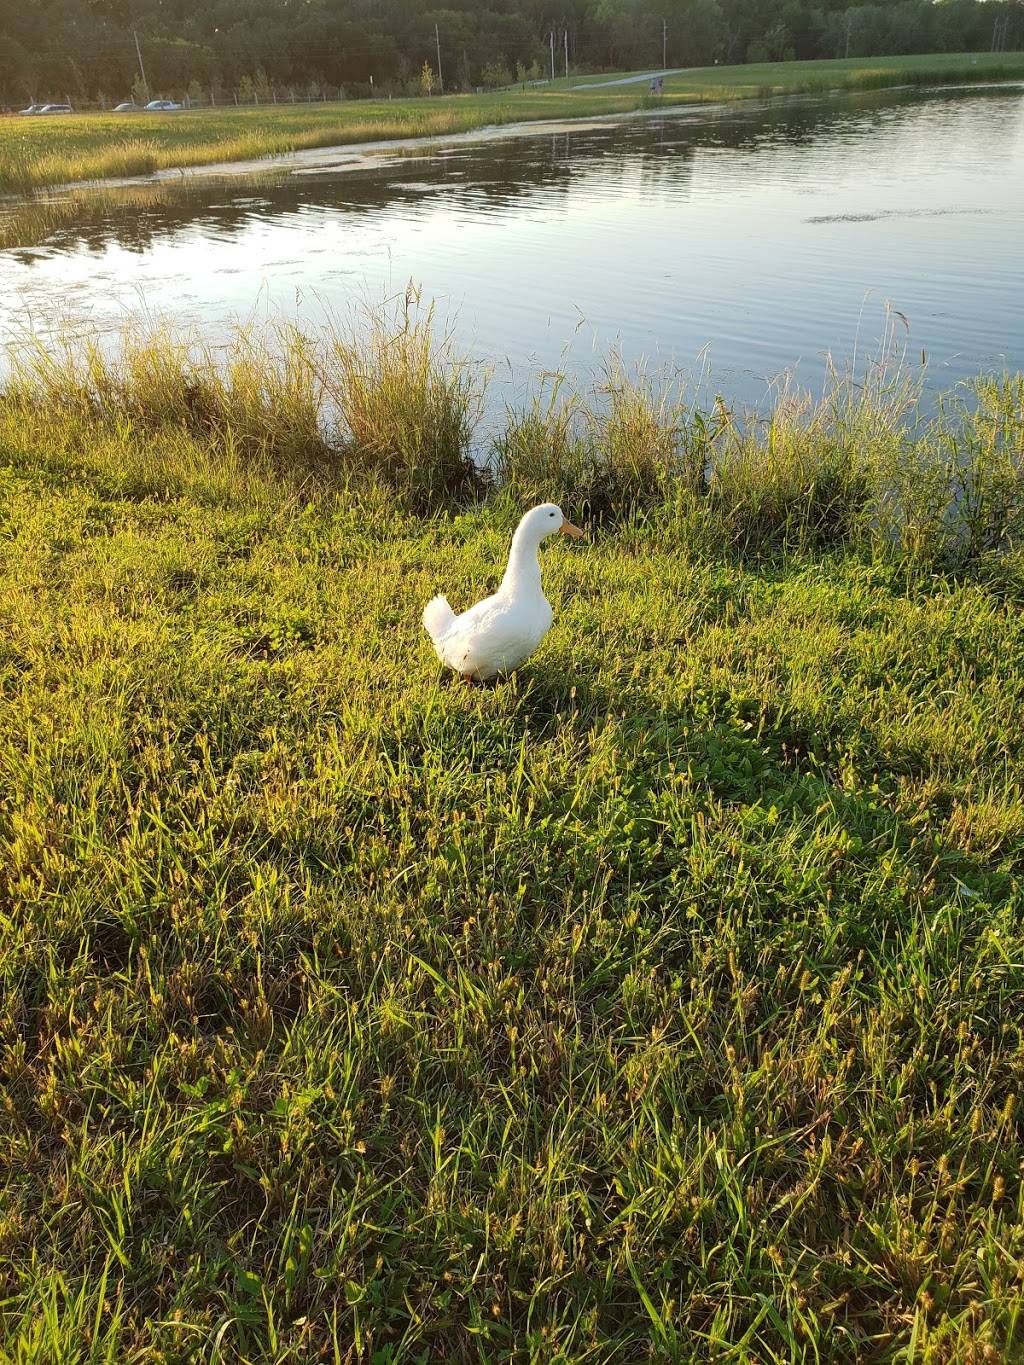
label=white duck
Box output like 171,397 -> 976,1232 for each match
423,503 -> 585,683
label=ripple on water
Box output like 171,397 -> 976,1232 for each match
0,84 -> 1022,413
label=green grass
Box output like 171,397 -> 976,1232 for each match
1,317 -> 1024,1361
568,50 -> 1024,93
1,51 -> 1022,193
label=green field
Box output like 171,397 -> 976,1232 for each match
1,51 -> 1023,193
1,313 -> 1023,1360
566,49 -> 1024,89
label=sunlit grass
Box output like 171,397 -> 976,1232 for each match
2,52 -> 1023,192
568,50 -> 1024,87
1,309 -> 1023,1359
4,303 -> 486,508
0,99 -> 619,193
655,49 -> 1024,98
5,309 -> 1023,563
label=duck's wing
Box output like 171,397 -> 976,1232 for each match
441,596 -> 547,678
435,593 -> 502,663
425,592 -> 499,661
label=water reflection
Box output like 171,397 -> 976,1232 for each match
1,83 -> 1022,412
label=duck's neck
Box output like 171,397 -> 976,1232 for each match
499,525 -> 543,599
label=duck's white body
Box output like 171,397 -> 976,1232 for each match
423,503 -> 584,682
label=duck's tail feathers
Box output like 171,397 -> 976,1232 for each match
422,595 -> 456,644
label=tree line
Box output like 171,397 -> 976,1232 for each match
0,0 -> 1020,105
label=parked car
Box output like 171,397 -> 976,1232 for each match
39,103 -> 74,114
144,99 -> 181,111
19,103 -> 45,115
114,101 -> 141,112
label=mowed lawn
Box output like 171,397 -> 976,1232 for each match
1,369 -> 1024,1360
567,49 -> 1024,90
2,51 -> 1024,192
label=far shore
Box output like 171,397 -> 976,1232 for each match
2,52 -> 1023,198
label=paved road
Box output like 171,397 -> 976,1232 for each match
572,68 -> 688,89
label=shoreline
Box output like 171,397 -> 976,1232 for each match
59,110 -> 659,191
2,60 -> 1023,201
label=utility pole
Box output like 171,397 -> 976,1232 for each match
549,31 -> 555,82
844,11 -> 852,59
133,28 -> 150,100
564,28 -> 569,79
662,18 -> 667,68
435,24 -> 444,93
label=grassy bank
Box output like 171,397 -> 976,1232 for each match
2,318 -> 1024,1361
570,49 -> 1024,93
1,51 -> 1023,193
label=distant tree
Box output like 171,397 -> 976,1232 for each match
420,61 -> 435,96
0,34 -> 32,101
678,0 -> 728,65
755,20 -> 794,59
481,60 -> 513,88
0,0 -> 1018,103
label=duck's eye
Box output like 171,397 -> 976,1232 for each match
549,512 -> 556,517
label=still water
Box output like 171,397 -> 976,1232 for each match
1,83 -> 1023,413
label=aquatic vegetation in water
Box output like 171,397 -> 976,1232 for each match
4,301 -> 1022,567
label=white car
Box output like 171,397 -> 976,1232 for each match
145,99 -> 181,111
114,101 -> 141,113
19,103 -> 45,115
39,103 -> 74,114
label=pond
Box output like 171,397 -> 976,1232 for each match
1,82 -> 1023,416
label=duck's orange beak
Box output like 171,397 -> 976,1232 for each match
560,518 -> 586,539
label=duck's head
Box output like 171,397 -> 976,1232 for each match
518,503 -> 586,545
